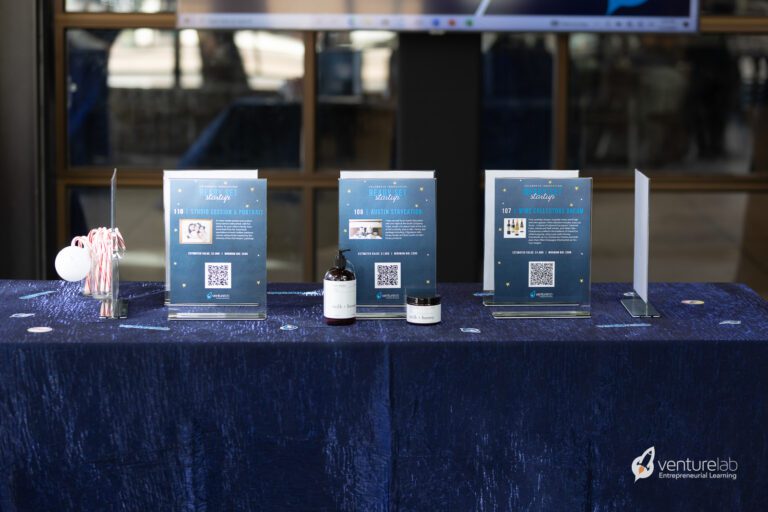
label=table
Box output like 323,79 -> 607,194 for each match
1,281 -> 767,510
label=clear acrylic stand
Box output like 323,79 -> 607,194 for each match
356,305 -> 406,320
95,170 -> 127,319
484,296 -> 591,319
621,293 -> 660,318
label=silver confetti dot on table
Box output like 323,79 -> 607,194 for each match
27,327 -> 53,334
280,324 -> 299,331
460,328 -> 481,334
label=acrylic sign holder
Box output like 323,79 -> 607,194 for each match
94,170 -> 127,319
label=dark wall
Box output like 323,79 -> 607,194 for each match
398,33 -> 482,282
0,0 -> 44,279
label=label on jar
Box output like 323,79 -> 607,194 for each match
324,280 -> 357,319
407,304 -> 442,325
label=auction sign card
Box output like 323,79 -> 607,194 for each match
494,178 -> 592,306
339,171 -> 436,308
164,170 -> 267,320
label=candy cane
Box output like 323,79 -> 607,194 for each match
71,235 -> 93,294
82,228 -> 126,300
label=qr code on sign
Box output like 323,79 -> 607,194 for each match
375,262 -> 401,289
528,261 -> 555,288
205,262 -> 232,289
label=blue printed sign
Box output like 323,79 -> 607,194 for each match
494,178 -> 592,305
166,171 -> 266,307
339,174 -> 436,306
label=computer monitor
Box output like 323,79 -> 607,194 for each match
178,0 -> 699,34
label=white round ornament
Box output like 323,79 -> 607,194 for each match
55,246 -> 91,282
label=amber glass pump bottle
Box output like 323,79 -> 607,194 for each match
323,249 -> 356,326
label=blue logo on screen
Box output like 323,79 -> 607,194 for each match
376,292 -> 383,300
530,290 -> 537,299
206,292 -> 214,300
607,0 -> 649,15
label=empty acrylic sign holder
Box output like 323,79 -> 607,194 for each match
98,170 -> 127,319
621,170 -> 661,318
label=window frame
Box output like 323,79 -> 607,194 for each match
52,2 -> 768,281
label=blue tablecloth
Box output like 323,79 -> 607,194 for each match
1,281 -> 767,510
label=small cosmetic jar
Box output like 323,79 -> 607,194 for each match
406,295 -> 442,326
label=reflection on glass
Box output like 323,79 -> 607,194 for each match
67,29 -> 304,169
69,187 -> 166,281
69,187 -> 304,282
66,0 -> 176,12
482,34 -> 554,170
592,192 -> 768,299
317,31 -> 398,170
267,189 -> 304,281
701,0 -> 768,15
569,34 -> 768,174
315,188 -> 339,281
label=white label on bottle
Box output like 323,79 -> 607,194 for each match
324,280 -> 356,319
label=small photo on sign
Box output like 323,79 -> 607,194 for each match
504,218 -> 526,239
180,219 -> 213,244
349,219 -> 383,240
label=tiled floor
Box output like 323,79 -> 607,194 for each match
90,190 -> 768,299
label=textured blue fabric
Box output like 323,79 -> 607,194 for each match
0,280 -> 767,511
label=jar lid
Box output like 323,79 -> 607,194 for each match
407,295 -> 441,306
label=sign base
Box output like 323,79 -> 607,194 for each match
168,304 -> 266,321
356,305 -> 406,320
484,299 -> 591,319
621,297 -> 661,318
100,298 -> 128,320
